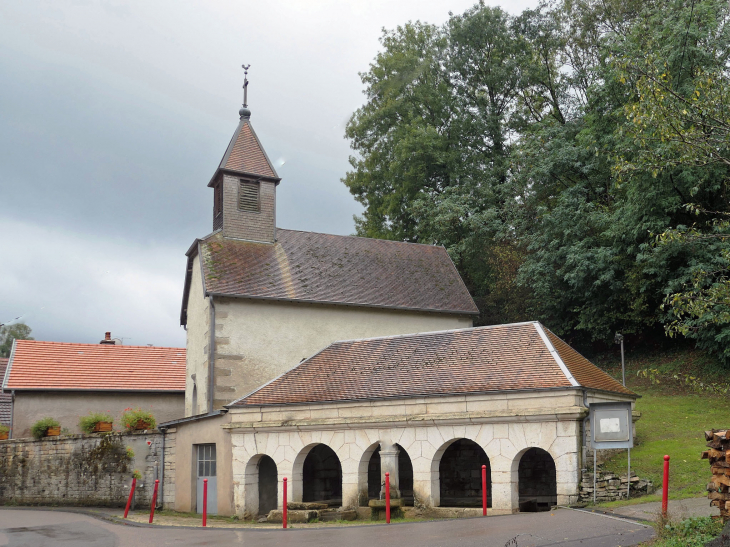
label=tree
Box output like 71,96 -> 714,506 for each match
0,323 -> 34,358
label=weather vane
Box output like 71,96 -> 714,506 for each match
242,64 -> 250,108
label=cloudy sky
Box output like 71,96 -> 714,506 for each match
0,0 -> 539,348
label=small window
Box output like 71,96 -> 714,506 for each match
214,183 -> 222,216
238,180 -> 260,212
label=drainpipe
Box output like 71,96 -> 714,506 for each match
208,295 -> 216,414
158,426 -> 166,509
9,390 -> 14,440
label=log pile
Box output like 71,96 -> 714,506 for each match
702,429 -> 730,522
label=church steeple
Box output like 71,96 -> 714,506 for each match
208,67 -> 280,243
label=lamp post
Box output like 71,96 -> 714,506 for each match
614,332 -> 625,387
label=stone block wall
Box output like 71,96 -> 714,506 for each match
0,431 -> 163,508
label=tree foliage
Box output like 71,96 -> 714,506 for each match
344,0 -> 730,364
0,323 -> 33,358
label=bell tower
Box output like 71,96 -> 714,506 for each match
208,66 -> 280,243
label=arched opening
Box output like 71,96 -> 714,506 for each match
365,444 -> 415,506
518,447 -> 557,512
257,455 -> 277,515
438,438 -> 491,507
302,444 -> 342,506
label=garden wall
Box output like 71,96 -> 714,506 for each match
0,431 -> 164,508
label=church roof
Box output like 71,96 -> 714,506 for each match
181,229 -> 479,324
208,115 -> 279,186
230,322 -> 635,407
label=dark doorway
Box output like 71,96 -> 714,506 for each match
366,444 -> 414,505
439,439 -> 491,507
258,455 -> 277,515
303,444 -> 342,505
518,447 -> 557,512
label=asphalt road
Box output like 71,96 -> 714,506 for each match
0,508 -> 654,547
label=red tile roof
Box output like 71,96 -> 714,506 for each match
231,322 -> 635,407
3,341 -> 185,391
0,359 -> 11,425
182,229 -> 479,324
209,116 -> 278,185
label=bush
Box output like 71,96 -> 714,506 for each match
121,408 -> 156,431
0,425 -> 9,435
653,516 -> 724,547
31,417 -> 60,440
132,469 -> 142,479
78,412 -> 113,434
126,446 -> 135,459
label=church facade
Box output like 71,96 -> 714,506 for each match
162,99 -> 637,519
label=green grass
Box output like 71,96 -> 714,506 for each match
650,516 -> 725,547
591,345 -> 729,505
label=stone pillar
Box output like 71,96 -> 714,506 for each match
379,442 -> 401,499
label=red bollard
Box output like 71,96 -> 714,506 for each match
123,477 -> 136,518
149,479 -> 159,524
385,472 -> 391,524
203,478 -> 208,527
662,455 -> 670,518
283,477 -> 288,529
482,464 -> 487,516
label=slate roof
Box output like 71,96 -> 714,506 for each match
3,341 -> 186,392
182,229 -> 479,324
0,359 -> 11,425
208,114 -> 279,186
231,322 -> 635,407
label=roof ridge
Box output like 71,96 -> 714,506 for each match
533,323 -> 580,387
276,228 -> 446,249
13,340 -> 185,351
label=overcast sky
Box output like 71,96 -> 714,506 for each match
0,0 -> 539,348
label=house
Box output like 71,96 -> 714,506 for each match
162,97 -> 637,518
3,336 -> 185,438
0,359 -> 11,427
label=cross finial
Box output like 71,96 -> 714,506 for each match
242,64 -> 250,108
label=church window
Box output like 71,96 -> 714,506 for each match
238,180 -> 260,212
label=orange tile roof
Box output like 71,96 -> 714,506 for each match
4,340 -> 185,391
231,322 -> 636,407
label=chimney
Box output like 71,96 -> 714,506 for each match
100,332 -> 115,345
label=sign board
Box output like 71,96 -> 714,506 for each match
589,402 -> 633,449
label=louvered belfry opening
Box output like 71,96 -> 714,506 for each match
238,179 -> 260,212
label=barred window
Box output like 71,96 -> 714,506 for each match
214,183 -> 222,216
238,180 -> 260,212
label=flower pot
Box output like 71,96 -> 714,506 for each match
92,421 -> 113,433
134,420 -> 152,431
45,427 -> 61,437
0,432 -> 8,441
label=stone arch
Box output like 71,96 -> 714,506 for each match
358,442 -> 380,506
362,443 -> 415,506
430,438 -> 490,507
515,447 -> 557,512
295,443 -> 342,505
242,453 -> 278,519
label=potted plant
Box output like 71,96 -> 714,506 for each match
121,408 -> 156,431
79,412 -> 114,434
0,425 -> 9,440
31,417 -> 61,439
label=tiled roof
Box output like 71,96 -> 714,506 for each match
191,229 -> 479,317
232,322 -> 635,407
0,359 -> 11,425
3,341 -> 185,392
210,116 -> 278,184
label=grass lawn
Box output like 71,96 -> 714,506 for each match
590,346 -> 730,507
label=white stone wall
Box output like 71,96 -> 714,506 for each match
185,253 -> 210,417
227,390 -> 593,518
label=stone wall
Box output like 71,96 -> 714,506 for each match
162,426 -> 176,508
0,431 -> 163,508
579,470 -> 654,503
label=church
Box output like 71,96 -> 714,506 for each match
160,87 -> 637,519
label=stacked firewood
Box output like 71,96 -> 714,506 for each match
703,429 -> 730,522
